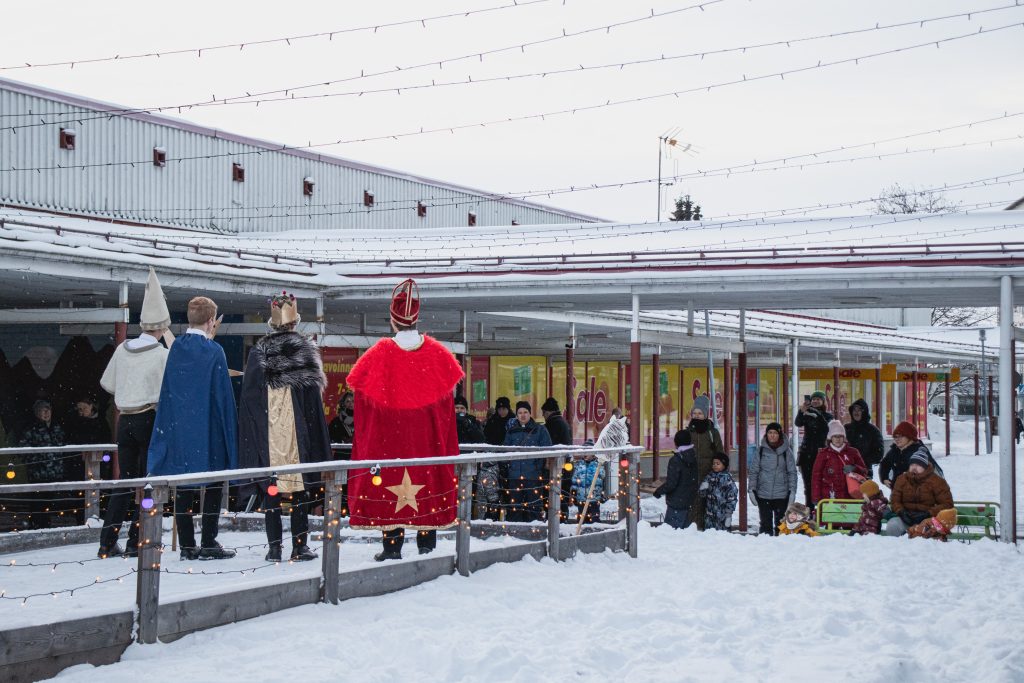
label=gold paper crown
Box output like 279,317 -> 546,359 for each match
269,291 -> 300,328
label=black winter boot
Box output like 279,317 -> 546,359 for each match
265,545 -> 282,562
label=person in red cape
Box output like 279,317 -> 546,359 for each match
346,279 -> 464,561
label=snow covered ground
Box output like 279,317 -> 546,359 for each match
1,434 -> 1020,682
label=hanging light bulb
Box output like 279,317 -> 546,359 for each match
619,458 -> 630,469
563,461 -> 574,472
141,484 -> 154,510
370,464 -> 382,486
101,453 -> 111,463
5,463 -> 15,480
267,473 -> 279,497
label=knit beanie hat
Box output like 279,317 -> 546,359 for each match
934,508 -> 958,534
32,399 -> 51,417
673,430 -> 693,449
810,390 -> 827,401
765,422 -> 783,437
860,480 -> 880,498
893,421 -> 918,441
495,397 -> 511,411
713,452 -> 729,469
454,395 -> 468,409
692,394 -> 711,416
541,397 -> 560,413
515,400 -> 532,414
826,420 -> 846,440
909,449 -> 931,469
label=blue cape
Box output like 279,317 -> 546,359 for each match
148,333 -> 238,477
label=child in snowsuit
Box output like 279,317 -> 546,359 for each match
571,450 -> 606,524
851,479 -> 889,535
908,508 -> 958,541
778,501 -> 819,536
699,453 -> 738,531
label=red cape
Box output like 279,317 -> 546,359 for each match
346,335 -> 463,530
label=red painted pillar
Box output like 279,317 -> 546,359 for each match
618,363 -> 625,414
782,363 -> 790,429
737,352 -> 749,532
630,343 -> 641,448
723,357 -> 732,454
565,342 -> 575,439
974,373 -> 981,456
988,376 -> 996,444
833,365 -> 841,416
911,372 -> 919,434
652,352 -> 660,481
944,374 -> 951,456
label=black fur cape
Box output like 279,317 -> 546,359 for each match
237,331 -> 332,493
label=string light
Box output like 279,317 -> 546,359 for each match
140,484 -> 154,510
5,22 -> 1018,173
0,0 -> 554,73
5,464 -> 14,480
563,462 -> 574,472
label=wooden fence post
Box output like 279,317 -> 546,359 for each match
321,470 -> 342,605
136,484 -> 168,644
455,462 -> 476,577
626,453 -> 639,559
546,457 -> 563,561
82,451 -> 103,521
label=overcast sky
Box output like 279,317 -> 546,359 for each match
1,0 -> 1022,224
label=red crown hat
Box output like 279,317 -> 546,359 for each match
390,278 -> 420,326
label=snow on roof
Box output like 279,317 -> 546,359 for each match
3,208 -> 1023,283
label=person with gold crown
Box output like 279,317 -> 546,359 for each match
97,267 -> 172,558
238,292 -> 331,562
346,279 -> 464,561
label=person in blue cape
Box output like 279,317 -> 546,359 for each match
148,296 -> 238,560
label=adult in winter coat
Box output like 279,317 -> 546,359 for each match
845,399 -> 884,477
238,293 -> 332,562
699,453 -> 738,531
571,452 -> 605,524
883,451 -> 954,537
327,391 -> 355,445
454,395 -> 486,444
541,397 -> 573,521
748,422 -> 798,536
879,421 -> 944,489
17,399 -> 67,529
795,391 -> 833,507
148,296 -> 237,560
810,420 -> 867,506
654,430 -> 699,529
503,401 -> 553,522
484,397 -> 513,446
687,394 -> 724,531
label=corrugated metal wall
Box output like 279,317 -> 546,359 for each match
0,86 -> 593,233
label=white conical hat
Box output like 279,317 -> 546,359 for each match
140,267 -> 171,331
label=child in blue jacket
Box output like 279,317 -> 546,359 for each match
699,453 -> 738,531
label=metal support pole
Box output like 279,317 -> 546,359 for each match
686,300 -> 694,336
626,452 -> 639,558
880,367 -> 888,437
461,311 -> 470,398
974,373 -> 981,456
998,276 -> 1014,542
705,311 -> 716,425
833,358 -> 841,416
1012,341 -> 1019,543
790,339 -> 800,455
82,451 -> 103,520
136,484 -> 168,644
456,462 -> 476,575
723,356 -> 732,455
316,295 -> 326,339
566,323 -> 576,438
652,350 -> 660,481
113,282 -> 129,481
737,352 -> 748,533
945,374 -> 951,456
782,362 -> 790,430
546,457 -> 562,560
989,376 -> 996,453
320,470 -> 342,604
874,368 -> 883,435
630,295 -> 641,448
911,371 -> 919,435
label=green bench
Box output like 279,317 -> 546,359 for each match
815,499 -> 999,542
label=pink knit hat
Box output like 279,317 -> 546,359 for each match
826,420 -> 846,440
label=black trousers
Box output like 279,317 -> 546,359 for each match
799,462 -> 814,508
100,412 -> 155,550
382,528 -> 436,553
175,483 -> 225,549
756,496 -> 789,536
265,489 -> 311,549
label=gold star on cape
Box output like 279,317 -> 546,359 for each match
385,468 -> 425,513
